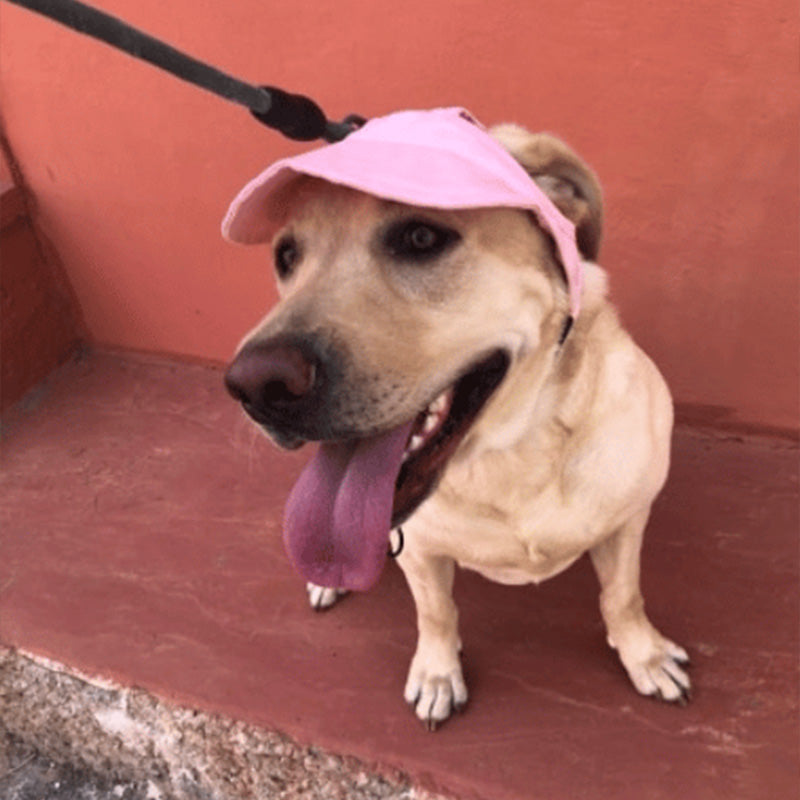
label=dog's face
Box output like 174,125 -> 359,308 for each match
226,176 -> 571,524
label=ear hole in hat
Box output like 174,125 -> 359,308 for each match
490,125 -> 603,261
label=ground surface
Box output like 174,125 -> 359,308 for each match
0,728 -> 148,800
1,351 -> 798,799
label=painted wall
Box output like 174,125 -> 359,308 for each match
0,0 -> 797,430
0,143 -> 83,411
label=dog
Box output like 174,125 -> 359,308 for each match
223,108 -> 690,729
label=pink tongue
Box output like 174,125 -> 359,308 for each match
283,421 -> 414,591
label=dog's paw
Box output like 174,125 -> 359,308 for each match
404,648 -> 468,730
614,631 -> 691,705
306,582 -> 348,611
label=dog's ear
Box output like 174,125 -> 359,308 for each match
490,125 -> 603,261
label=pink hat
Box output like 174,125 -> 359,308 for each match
222,107 -> 583,315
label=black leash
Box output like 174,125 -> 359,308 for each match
4,0 -> 363,143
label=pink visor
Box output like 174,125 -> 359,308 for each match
222,107 -> 583,315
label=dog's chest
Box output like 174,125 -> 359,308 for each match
411,489 -> 592,586
411,442 -> 622,585
457,552 -> 582,586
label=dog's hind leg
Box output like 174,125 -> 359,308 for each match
590,508 -> 691,704
398,550 -> 467,730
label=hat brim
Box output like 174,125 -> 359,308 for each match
221,108 -> 584,315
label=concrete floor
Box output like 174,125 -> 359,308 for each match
1,351 -> 798,799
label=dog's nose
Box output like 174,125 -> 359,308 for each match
224,341 -> 317,414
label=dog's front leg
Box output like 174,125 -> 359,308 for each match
590,508 -> 691,704
397,547 -> 467,730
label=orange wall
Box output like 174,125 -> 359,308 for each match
1,0 -> 797,430
0,179 -> 83,411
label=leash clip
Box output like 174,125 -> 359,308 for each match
324,114 -> 367,143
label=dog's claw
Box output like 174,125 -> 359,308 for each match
674,680 -> 692,707
652,682 -> 690,707
636,656 -> 692,705
420,694 -> 468,731
654,685 -> 691,707
614,631 -> 692,705
404,658 -> 468,730
306,582 -> 348,611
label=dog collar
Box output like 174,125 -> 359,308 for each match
222,107 -> 584,316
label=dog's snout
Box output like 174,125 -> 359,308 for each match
224,341 -> 317,413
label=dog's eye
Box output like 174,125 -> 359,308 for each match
385,220 -> 460,262
274,236 -> 300,279
408,225 -> 438,250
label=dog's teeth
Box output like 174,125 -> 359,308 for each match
428,393 -> 448,414
423,413 -> 438,433
409,434 -> 424,452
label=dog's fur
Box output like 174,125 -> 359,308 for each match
229,124 -> 690,728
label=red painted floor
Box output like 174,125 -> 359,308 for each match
1,351 -> 798,800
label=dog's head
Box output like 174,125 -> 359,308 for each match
222,110 -> 602,590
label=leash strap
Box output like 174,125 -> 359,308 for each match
4,0 -> 360,142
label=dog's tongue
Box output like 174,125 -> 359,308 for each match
283,421 -> 413,591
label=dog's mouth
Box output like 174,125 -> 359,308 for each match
393,349 -> 510,526
282,349 -> 510,592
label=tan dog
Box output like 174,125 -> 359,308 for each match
225,123 -> 690,729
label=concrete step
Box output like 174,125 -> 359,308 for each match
1,351 -> 797,799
